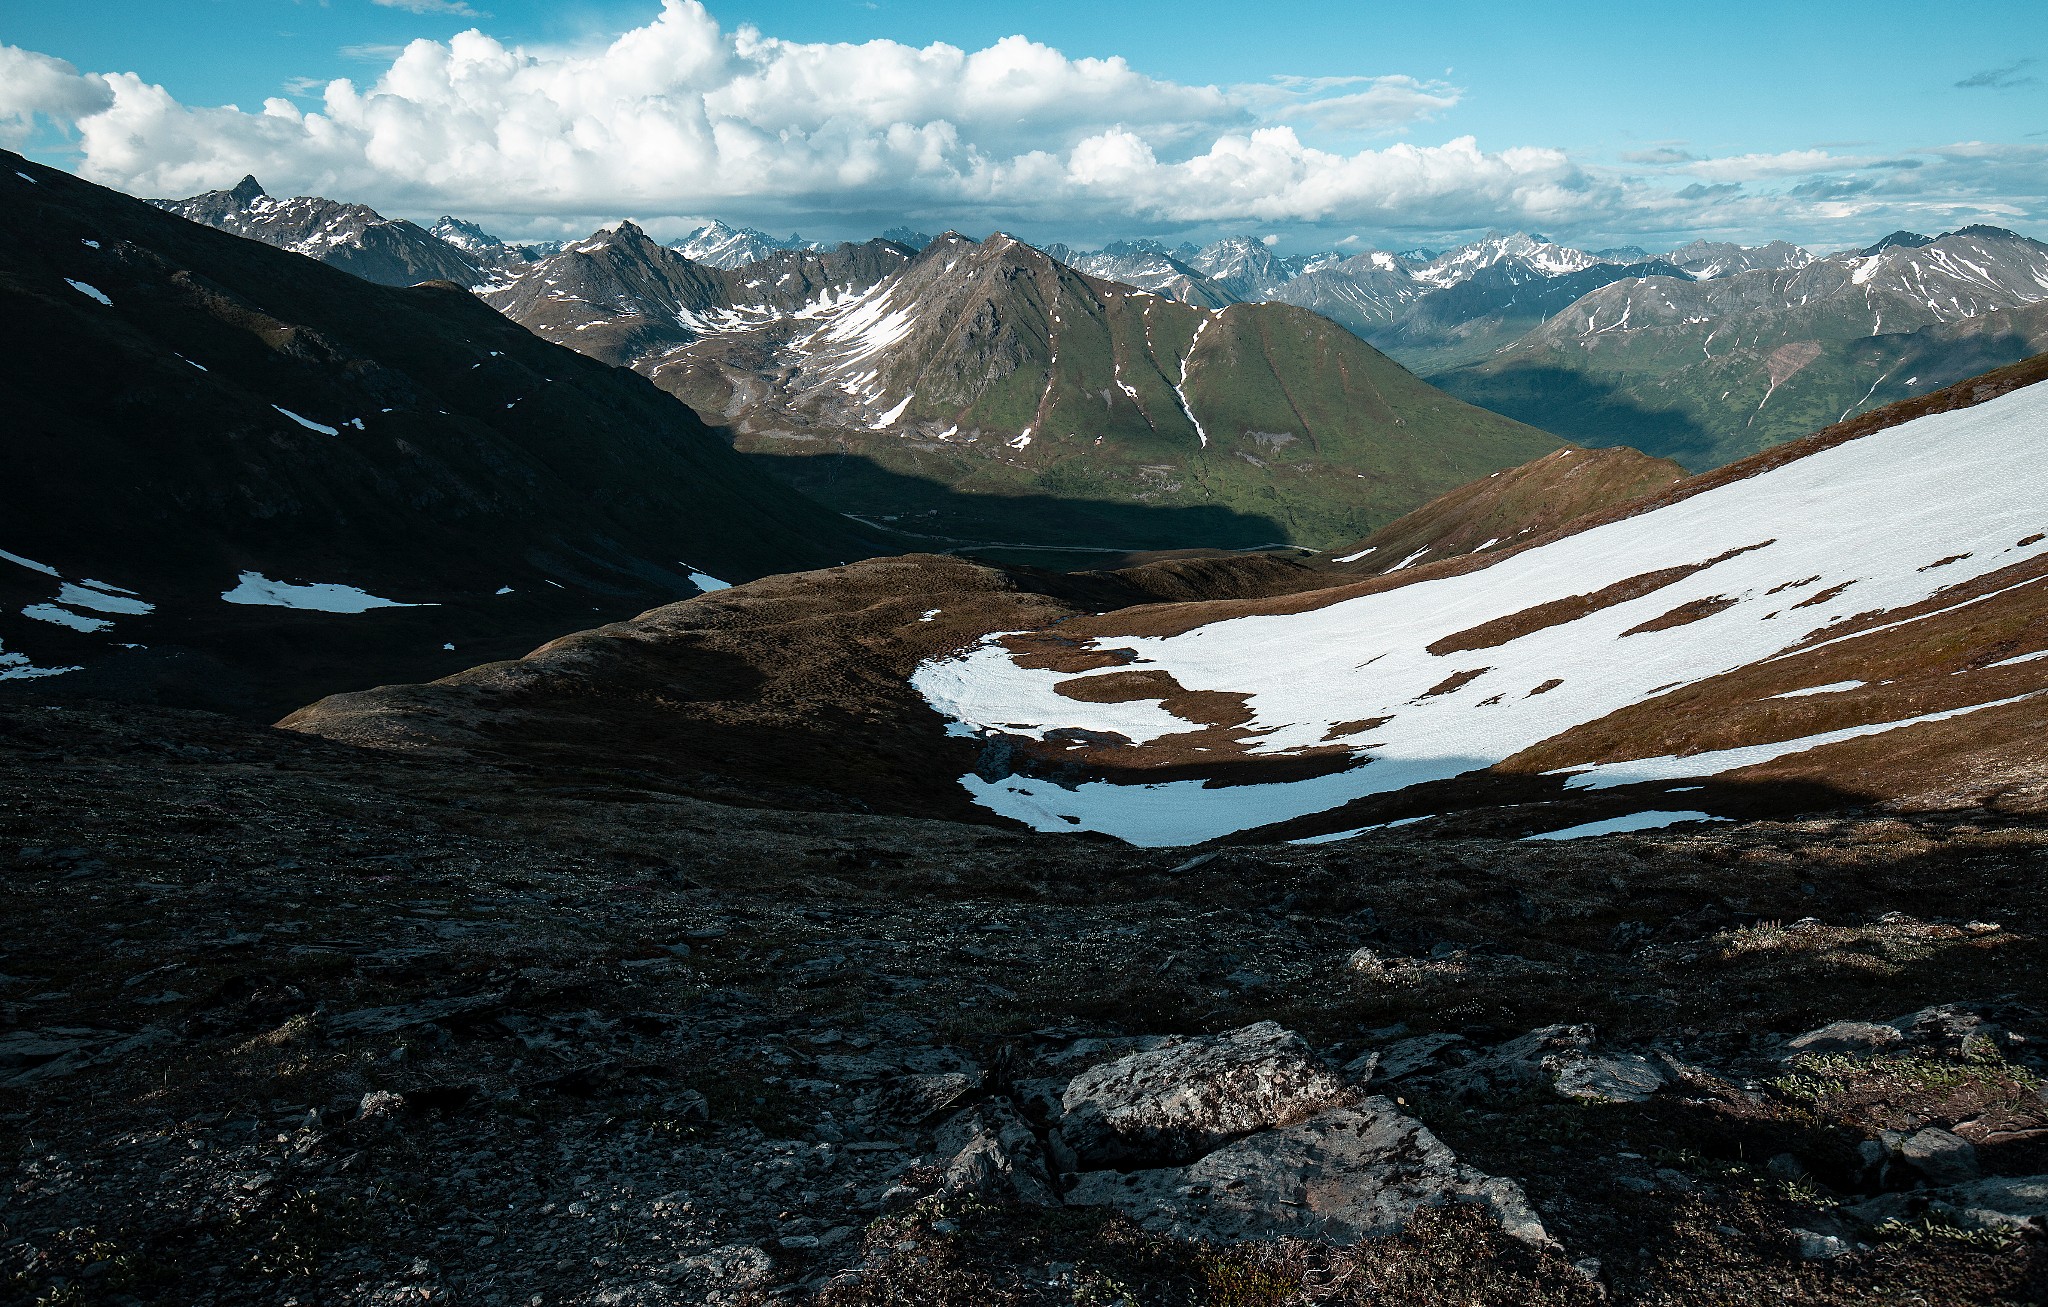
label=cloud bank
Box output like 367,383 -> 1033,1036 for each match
5,0 -> 2044,246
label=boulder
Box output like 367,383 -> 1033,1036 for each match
1784,1021 -> 1901,1058
1373,1032 -> 1470,1082
1055,1021 -> 1348,1169
1064,1097 -> 1549,1248
1847,1175 -> 2048,1234
1897,1127 -> 1979,1186
933,1101 -> 1058,1205
1445,1024 -> 1666,1103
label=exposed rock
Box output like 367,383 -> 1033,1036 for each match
1444,1024 -> 1666,1103
1783,1003 -> 2008,1065
1056,1021 -> 1348,1169
1784,1020 -> 1901,1058
0,1026 -> 171,1086
1373,1032 -> 1470,1081
1847,1175 -> 2048,1234
1897,1127 -> 1979,1186
1064,1097 -> 1549,1248
1553,1053 -> 1667,1103
934,1100 -> 1058,1205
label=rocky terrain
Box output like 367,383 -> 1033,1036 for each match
4,697 -> 2047,1305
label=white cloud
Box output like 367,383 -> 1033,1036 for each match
2,1 -> 2043,248
372,0 -> 485,16
0,46 -> 112,147
1249,74 -> 1463,134
0,1 -> 1595,235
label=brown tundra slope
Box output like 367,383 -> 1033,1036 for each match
285,354 -> 2048,849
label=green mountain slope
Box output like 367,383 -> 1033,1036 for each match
642,234 -> 1568,551
1434,227 -> 2048,468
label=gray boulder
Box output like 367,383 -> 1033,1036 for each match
1446,1024 -> 1666,1103
1056,1021 -> 1348,1169
934,1101 -> 1058,1205
1847,1174 -> 2048,1234
1064,1096 -> 1549,1248
1897,1127 -> 1979,1186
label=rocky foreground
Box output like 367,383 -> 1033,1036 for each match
3,701 -> 2047,1305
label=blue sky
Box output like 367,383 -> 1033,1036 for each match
3,0 -> 2044,251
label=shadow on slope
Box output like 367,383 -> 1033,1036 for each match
737,450 -> 1294,553
1430,366 -> 1723,471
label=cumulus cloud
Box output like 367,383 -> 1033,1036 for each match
2,0 -> 2043,247
0,46 -> 112,147
0,0 -> 1600,236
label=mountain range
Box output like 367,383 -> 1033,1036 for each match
487,225 -> 1568,552
2,151 -> 881,714
148,173 -> 2048,487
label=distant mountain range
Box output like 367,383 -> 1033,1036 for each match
484,226 -> 1568,551
146,177 -> 2048,477
1440,225 -> 2048,466
4,152 -> 881,714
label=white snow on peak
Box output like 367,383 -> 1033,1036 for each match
912,381 -> 2048,845
272,406 -> 339,436
221,572 -> 424,613
65,279 -> 111,306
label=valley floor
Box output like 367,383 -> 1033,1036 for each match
2,701 -> 2046,1305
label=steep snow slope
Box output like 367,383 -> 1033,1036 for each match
913,371 -> 2048,844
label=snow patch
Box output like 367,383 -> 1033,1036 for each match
22,604 -> 112,632
912,383 -> 2048,844
1522,811 -> 1730,841
221,572 -> 423,613
0,549 -> 60,577
65,279 -> 110,306
56,583 -> 151,616
1768,680 -> 1867,699
272,406 -> 339,436
1334,546 -> 1377,564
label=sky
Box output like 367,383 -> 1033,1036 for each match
2,0 -> 2044,253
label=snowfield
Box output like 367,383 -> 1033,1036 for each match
913,383 -> 2048,844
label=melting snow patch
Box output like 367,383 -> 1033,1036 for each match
56,583 -> 151,616
221,572 -> 424,613
1986,649 -> 2048,668
1769,680 -> 1866,699
920,609 -> 941,622
1334,546 -> 1377,564
65,279 -> 111,307
494,586 -> 514,596
80,239 -> 98,249
911,383 -> 2048,844
22,604 -> 112,633
1287,815 -> 1430,846
272,406 -> 339,436
0,549 -> 60,578
15,171 -> 37,183
0,640 -> 77,682
684,568 -> 731,593
1560,692 -> 2044,790
1522,811 -> 1729,841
